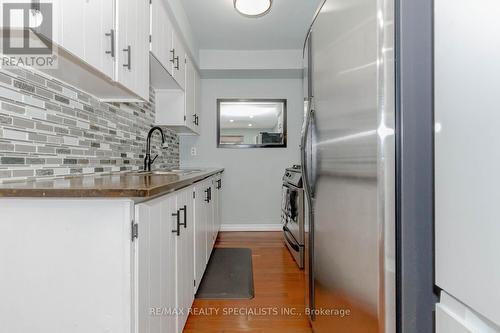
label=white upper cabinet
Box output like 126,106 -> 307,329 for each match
195,68 -> 201,132
84,0 -> 115,79
37,0 -> 195,101
154,54 -> 201,135
155,78 -> 200,136
185,56 -> 197,132
149,0 -> 191,93
50,0 -> 115,79
150,0 -> 174,76
116,0 -> 150,101
172,34 -> 186,90
59,0 -> 85,60
40,0 -> 148,101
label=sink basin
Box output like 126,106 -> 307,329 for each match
168,169 -> 203,173
127,169 -> 204,176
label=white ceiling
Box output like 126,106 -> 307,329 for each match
180,0 -> 323,50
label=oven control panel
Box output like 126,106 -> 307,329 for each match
283,167 -> 303,188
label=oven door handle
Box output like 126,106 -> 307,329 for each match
283,226 -> 300,251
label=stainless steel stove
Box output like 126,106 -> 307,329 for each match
281,165 -> 305,268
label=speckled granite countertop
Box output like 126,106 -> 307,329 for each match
0,168 -> 224,198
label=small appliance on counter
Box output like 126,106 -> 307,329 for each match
281,165 -> 305,268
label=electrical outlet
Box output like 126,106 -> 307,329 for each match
191,147 -> 197,156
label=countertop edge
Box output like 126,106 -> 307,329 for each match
0,169 -> 224,199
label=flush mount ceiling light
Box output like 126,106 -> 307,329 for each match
234,0 -> 272,18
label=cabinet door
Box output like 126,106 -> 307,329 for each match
194,180 -> 208,289
115,0 -> 133,93
435,0 -> 500,326
135,194 -> 176,333
85,0 -> 114,79
185,57 -> 196,131
161,195 -> 178,333
205,181 -> 215,257
132,0 -> 150,100
60,0 -> 85,59
212,178 -> 219,247
151,0 -> 174,75
175,188 -> 195,333
57,0 -> 114,79
194,68 -> 201,133
116,0 -> 150,100
172,33 -> 186,90
0,200 -> 134,333
214,175 -> 222,234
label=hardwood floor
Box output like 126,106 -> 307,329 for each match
184,232 -> 313,333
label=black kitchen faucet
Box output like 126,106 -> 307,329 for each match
144,126 -> 167,172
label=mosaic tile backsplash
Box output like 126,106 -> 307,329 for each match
0,67 -> 179,182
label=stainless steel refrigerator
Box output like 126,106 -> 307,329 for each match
301,0 -> 396,332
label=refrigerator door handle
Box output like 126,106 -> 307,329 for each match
301,99 -> 316,320
301,102 -> 314,200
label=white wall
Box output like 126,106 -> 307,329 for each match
180,78 -> 303,228
199,49 -> 303,80
199,49 -> 302,70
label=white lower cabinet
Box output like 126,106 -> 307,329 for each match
205,181 -> 215,259
135,186 -> 194,333
135,173 -> 222,332
213,174 -> 222,242
193,175 -> 222,291
0,173 -> 222,333
135,193 -> 177,333
174,187 -> 195,332
194,179 -> 209,290
0,199 -> 136,333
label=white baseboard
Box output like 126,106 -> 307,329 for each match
219,223 -> 283,232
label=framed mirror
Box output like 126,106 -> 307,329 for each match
217,99 -> 287,148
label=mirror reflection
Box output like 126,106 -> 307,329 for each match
217,99 -> 287,148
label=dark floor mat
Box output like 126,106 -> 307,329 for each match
195,248 -> 254,299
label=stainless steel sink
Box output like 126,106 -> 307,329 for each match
127,169 -> 204,176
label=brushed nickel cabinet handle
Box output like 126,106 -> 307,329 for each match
174,56 -> 180,70
123,45 -> 131,70
170,49 -> 175,64
105,29 -> 115,58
